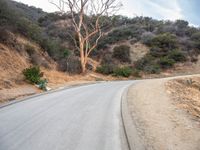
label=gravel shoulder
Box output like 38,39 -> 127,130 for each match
127,76 -> 200,150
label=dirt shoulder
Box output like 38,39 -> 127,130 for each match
0,85 -> 40,103
127,75 -> 200,150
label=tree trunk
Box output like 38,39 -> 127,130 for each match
80,46 -> 86,73
81,60 -> 86,73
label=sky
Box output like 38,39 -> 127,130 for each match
13,0 -> 200,27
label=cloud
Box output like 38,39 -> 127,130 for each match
14,0 -> 56,12
13,0 -> 199,26
120,0 -> 183,21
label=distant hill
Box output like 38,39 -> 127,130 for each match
8,0 -> 46,22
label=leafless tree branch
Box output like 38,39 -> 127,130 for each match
50,0 -> 122,73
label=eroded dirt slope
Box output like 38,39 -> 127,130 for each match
166,76 -> 200,121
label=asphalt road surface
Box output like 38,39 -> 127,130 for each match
0,81 -> 133,150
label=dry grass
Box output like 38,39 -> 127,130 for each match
41,68 -> 118,89
0,43 -> 29,89
166,76 -> 200,120
0,32 -> 57,89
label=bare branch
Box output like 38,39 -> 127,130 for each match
49,0 -> 122,73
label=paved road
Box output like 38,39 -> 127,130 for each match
0,81 -> 133,150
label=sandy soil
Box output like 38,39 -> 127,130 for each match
127,76 -> 200,150
166,77 -> 200,121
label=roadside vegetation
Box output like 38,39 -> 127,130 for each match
23,66 -> 47,90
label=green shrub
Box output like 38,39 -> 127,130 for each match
113,66 -> 132,77
97,26 -> 142,49
58,56 -> 82,74
37,79 -> 48,91
16,17 -> 42,43
150,33 -> 178,49
168,50 -> 186,62
191,32 -> 200,41
23,66 -> 43,84
113,45 -> 131,63
63,49 -> 71,58
132,68 -> 141,77
135,54 -> 161,74
143,64 -> 161,74
141,32 -> 155,45
150,46 -> 168,57
135,54 -> 155,70
96,64 -> 116,75
159,57 -> 175,69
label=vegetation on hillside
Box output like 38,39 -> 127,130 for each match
0,0 -> 200,78
97,17 -> 200,75
23,66 -> 47,90
0,0 -> 70,61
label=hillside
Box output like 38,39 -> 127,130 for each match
0,0 -> 106,102
1,0 -> 200,74
37,9 -> 200,76
0,0 -> 200,102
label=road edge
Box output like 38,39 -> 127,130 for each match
0,81 -> 103,109
121,83 -> 146,150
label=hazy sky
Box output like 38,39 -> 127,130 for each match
13,0 -> 200,26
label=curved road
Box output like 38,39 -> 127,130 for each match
0,81 -> 133,150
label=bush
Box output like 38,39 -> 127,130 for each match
135,54 -> 161,74
135,54 -> 155,70
191,32 -> 200,49
58,56 -> 81,74
141,32 -> 155,45
23,66 -> 43,84
143,64 -> 161,74
113,67 -> 132,77
23,66 -> 48,90
97,25 -> 142,48
113,45 -> 131,63
37,79 -> 48,91
62,49 -> 71,58
40,38 -> 59,58
150,46 -> 168,57
159,57 -> 175,69
132,68 -> 141,77
16,17 -> 42,43
168,50 -> 186,62
150,33 -> 178,49
96,64 -> 116,75
0,28 -> 11,43
101,54 -> 114,64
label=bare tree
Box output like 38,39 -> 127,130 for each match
49,0 -> 122,73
